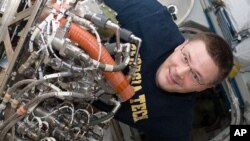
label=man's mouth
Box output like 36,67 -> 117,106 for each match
168,68 -> 178,85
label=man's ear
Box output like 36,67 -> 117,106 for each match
174,40 -> 189,51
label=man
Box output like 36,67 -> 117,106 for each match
102,0 -> 233,140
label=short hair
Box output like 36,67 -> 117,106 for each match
189,32 -> 233,85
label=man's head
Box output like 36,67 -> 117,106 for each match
156,32 -> 233,93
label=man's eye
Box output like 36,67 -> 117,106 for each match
193,73 -> 199,81
184,55 -> 188,63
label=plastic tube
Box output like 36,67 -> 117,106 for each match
60,19 -> 134,102
89,99 -> 120,126
15,72 -> 72,98
7,79 -> 35,94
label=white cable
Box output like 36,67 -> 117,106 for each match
36,44 -> 46,53
75,109 -> 90,123
49,138 -> 56,141
46,20 -> 52,36
31,117 -> 43,131
29,13 -> 54,52
46,83 -> 62,92
46,20 -> 59,49
86,103 -> 94,115
80,131 -> 87,139
43,72 -> 72,80
33,105 -> 73,120
38,66 -> 44,80
40,14 -> 54,29
40,34 -> 49,55
29,28 -> 40,52
90,26 -> 102,63
40,137 -> 56,141
51,19 -> 59,34
73,127 -> 81,137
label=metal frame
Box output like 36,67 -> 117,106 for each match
0,0 -> 43,96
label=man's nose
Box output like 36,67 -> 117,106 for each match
175,65 -> 190,79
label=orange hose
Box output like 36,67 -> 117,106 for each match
60,19 -> 134,102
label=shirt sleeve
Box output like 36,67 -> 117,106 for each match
103,0 -> 170,27
103,0 -> 185,60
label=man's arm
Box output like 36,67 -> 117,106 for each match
103,0 -> 130,13
103,0 -> 167,27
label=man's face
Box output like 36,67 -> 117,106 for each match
156,40 -> 219,93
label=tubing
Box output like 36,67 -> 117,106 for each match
60,19 -> 134,102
